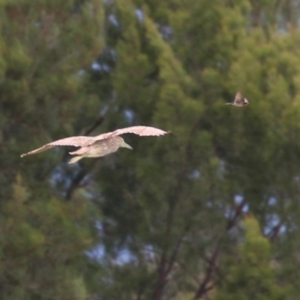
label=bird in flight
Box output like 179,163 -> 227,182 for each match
226,92 -> 249,107
21,126 -> 169,164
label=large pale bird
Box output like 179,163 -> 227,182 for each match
226,92 -> 249,107
21,126 -> 169,164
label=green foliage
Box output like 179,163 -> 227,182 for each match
0,0 -> 104,199
213,216 -> 289,300
0,0 -> 104,298
0,175 -> 95,299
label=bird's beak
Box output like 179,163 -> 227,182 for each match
122,142 -> 133,150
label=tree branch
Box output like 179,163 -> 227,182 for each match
193,199 -> 247,299
194,244 -> 220,299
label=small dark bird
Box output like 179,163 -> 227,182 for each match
226,92 -> 249,107
21,126 -> 169,164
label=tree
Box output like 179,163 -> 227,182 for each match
0,0 -> 104,298
213,216 -> 289,300
85,0 -> 300,298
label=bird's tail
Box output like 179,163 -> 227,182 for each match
68,155 -> 83,164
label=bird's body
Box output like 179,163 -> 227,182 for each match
21,126 -> 168,164
226,92 -> 249,107
68,137 -> 132,163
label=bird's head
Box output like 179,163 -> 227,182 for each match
119,138 -> 133,150
243,98 -> 249,105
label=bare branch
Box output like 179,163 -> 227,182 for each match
194,245 -> 220,299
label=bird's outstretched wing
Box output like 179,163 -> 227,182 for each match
20,136 -> 94,157
94,126 -> 169,142
234,92 -> 245,105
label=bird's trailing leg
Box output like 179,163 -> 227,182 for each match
68,155 -> 84,164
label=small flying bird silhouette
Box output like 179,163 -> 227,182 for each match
21,126 -> 169,164
226,92 -> 249,107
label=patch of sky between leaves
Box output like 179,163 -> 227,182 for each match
108,5 -> 169,39
50,161 -> 76,191
234,194 -> 243,205
268,196 -> 277,206
108,14 -> 119,27
86,245 -> 136,265
50,162 -> 91,198
108,8 -> 144,29
234,195 -> 249,212
188,169 -> 201,179
233,195 -> 286,235
91,61 -> 111,72
86,243 -> 155,265
156,23 -> 173,40
225,195 -> 249,219
135,8 -> 144,22
124,109 -> 135,124
264,213 -> 286,235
